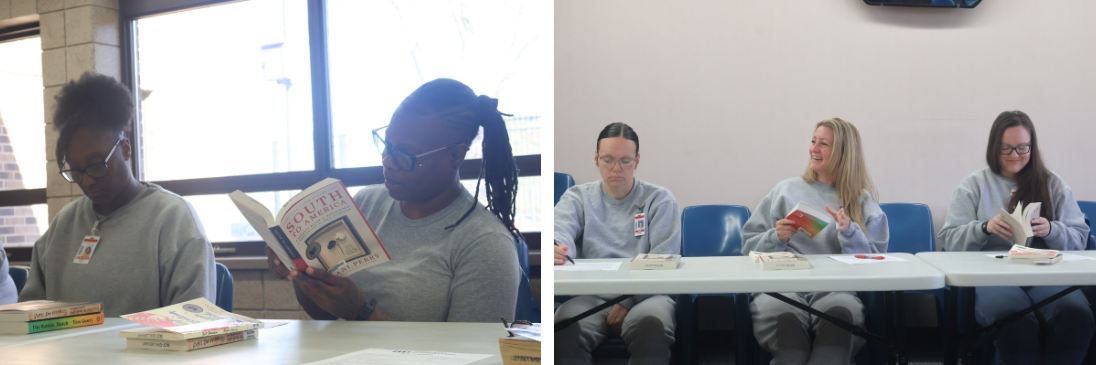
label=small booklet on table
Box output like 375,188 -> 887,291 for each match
229,178 -> 391,278
785,201 -> 830,239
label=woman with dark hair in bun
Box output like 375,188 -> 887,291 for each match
265,78 -> 521,323
554,122 -> 681,365
19,72 -> 216,316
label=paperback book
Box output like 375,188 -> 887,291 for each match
785,201 -> 830,239
1008,244 -> 1063,265
120,298 -> 263,340
630,254 -> 681,270
753,251 -> 811,270
0,312 -> 104,334
0,301 -> 103,322
126,329 -> 258,351
229,178 -> 390,278
999,201 -> 1042,247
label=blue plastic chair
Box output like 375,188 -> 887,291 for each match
514,237 -> 540,323
554,173 -> 575,206
878,203 -> 944,319
215,262 -> 234,311
8,266 -> 29,294
1077,201 -> 1096,223
680,205 -> 751,365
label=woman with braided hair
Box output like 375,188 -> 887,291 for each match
264,78 -> 521,323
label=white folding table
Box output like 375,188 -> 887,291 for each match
555,253 -> 945,364
917,251 -> 1096,365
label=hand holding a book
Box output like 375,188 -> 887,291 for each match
986,215 -> 1013,241
824,205 -> 850,232
293,267 -> 368,320
605,304 -> 627,336
1030,217 -> 1050,237
775,219 -> 797,242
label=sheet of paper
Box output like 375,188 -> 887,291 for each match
505,323 -> 541,342
554,262 -> 622,271
302,348 -> 492,365
983,253 -> 1095,262
828,255 -> 909,265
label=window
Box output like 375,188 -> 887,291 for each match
0,36 -> 48,248
123,0 -> 547,251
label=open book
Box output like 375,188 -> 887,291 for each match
120,298 -> 262,340
785,201 -> 830,239
229,178 -> 390,278
998,201 -> 1041,247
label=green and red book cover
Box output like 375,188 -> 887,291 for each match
785,201 -> 829,239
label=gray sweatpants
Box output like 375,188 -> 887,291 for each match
751,292 -> 865,365
555,295 -> 677,365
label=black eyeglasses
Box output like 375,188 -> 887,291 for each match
372,126 -> 460,172
999,143 -> 1031,155
60,138 -> 123,183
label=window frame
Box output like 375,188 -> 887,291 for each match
115,0 -> 541,257
0,26 -> 45,259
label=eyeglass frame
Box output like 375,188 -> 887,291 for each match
59,137 -> 124,183
998,143 -> 1032,155
597,155 -> 637,170
371,126 -> 462,172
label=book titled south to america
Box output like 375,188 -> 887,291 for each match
0,300 -> 103,322
0,312 -> 104,334
120,298 -> 263,340
126,329 -> 258,351
229,178 -> 391,278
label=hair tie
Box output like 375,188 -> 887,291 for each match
478,95 -> 513,117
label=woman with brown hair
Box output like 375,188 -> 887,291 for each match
939,110 -> 1093,363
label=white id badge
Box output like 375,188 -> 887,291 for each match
634,213 -> 646,236
73,236 -> 99,264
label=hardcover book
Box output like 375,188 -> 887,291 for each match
999,201 -> 1042,247
630,254 -> 681,270
229,178 -> 391,278
0,312 -> 104,334
0,301 -> 103,322
785,201 -> 830,239
120,298 -> 263,340
126,329 -> 258,351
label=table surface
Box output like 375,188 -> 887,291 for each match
916,251 -> 1096,287
554,253 -> 945,295
0,318 -> 512,364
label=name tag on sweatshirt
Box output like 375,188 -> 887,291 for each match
634,214 -> 646,236
73,236 -> 99,264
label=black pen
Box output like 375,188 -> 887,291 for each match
554,242 -> 577,265
995,255 -> 1007,259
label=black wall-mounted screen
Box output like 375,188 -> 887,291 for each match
864,0 -> 981,8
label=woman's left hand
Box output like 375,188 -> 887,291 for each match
292,267 -> 367,320
825,205 -> 851,232
1030,217 -> 1051,238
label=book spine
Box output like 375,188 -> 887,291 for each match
27,312 -> 104,334
25,303 -> 103,321
270,226 -> 308,271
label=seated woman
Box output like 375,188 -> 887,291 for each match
554,122 -> 680,365
20,72 -> 216,316
265,79 -> 520,322
742,118 -> 888,365
938,110 -> 1093,364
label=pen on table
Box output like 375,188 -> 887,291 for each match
855,254 -> 885,260
555,242 -> 577,265
995,255 -> 1007,259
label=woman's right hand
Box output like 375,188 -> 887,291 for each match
554,243 -> 570,265
265,246 -> 297,280
775,219 -> 797,242
986,215 -> 1013,241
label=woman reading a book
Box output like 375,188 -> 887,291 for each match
553,122 -> 681,365
938,110 -> 1092,364
742,117 -> 889,364
265,79 -> 520,323
19,72 -> 216,316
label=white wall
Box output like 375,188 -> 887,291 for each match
555,0 -> 1096,239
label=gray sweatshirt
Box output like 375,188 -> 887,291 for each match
743,177 -> 889,255
554,179 -> 682,308
939,168 -> 1089,252
350,185 -> 519,323
19,183 -> 216,316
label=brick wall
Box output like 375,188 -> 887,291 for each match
0,119 -> 42,246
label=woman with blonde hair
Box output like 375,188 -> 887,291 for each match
742,118 -> 889,364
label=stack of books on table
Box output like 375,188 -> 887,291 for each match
500,323 -> 541,364
120,298 -> 263,352
0,301 -> 104,334
750,251 -> 811,270
1008,244 -> 1063,265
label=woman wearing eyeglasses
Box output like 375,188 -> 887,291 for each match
554,123 -> 681,365
742,118 -> 888,364
264,78 -> 520,323
19,73 -> 216,316
939,111 -> 1093,364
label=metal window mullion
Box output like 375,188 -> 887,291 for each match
307,0 -> 334,176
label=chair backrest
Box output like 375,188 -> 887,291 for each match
514,237 -> 540,323
554,173 -> 576,206
215,262 -> 234,312
1077,201 -> 1096,224
8,266 -> 29,294
878,203 -> 935,254
681,205 -> 751,257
